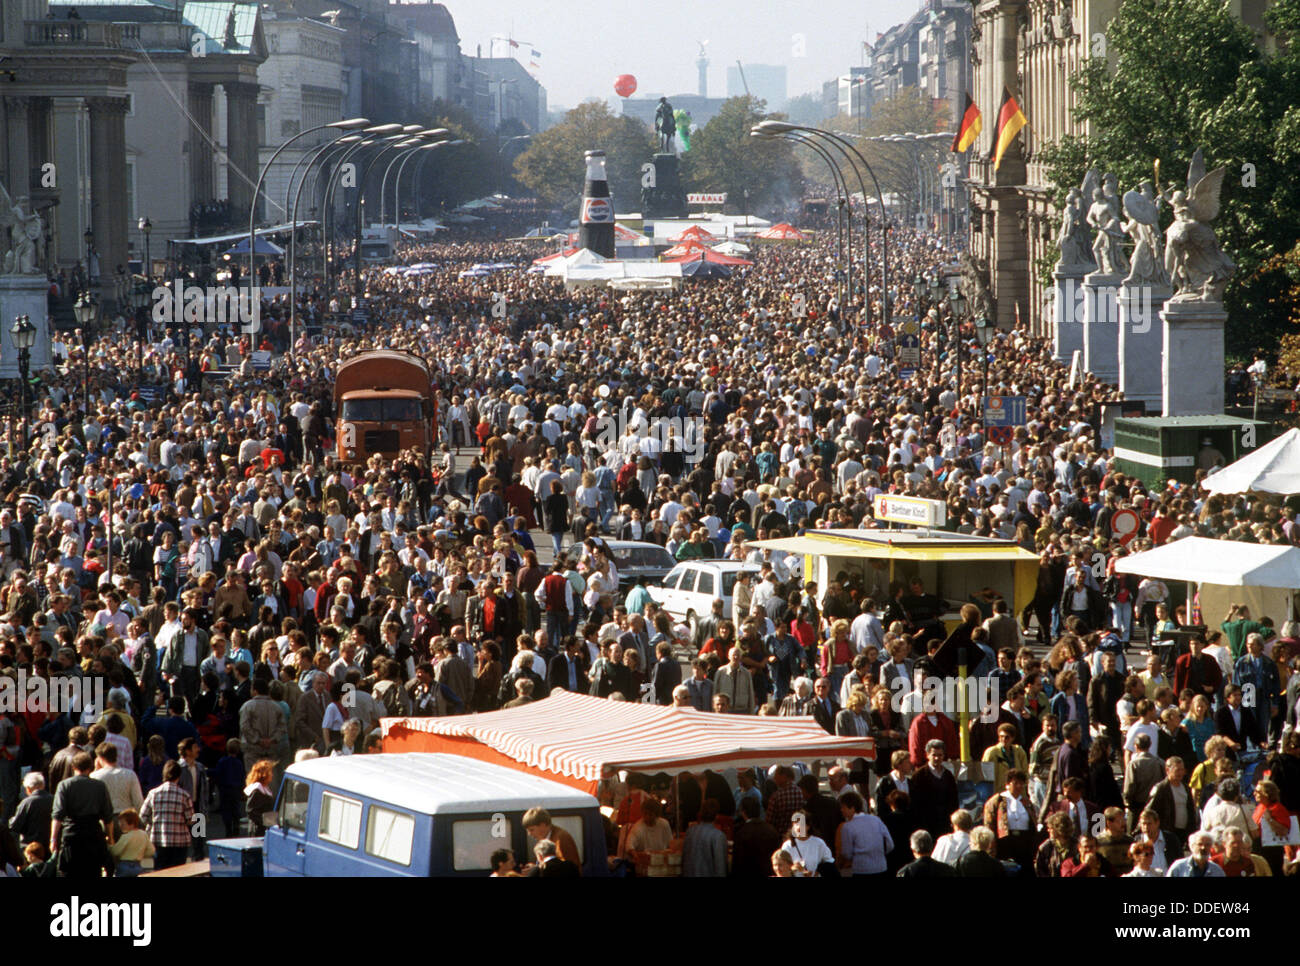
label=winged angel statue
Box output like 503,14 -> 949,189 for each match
0,179 -> 43,275
1163,149 -> 1234,303
1120,182 -> 1169,289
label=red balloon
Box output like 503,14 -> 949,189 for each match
614,74 -> 637,98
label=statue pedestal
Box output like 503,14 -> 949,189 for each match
1118,282 -> 1169,409
0,274 -> 52,379
1161,299 -> 1226,416
1052,267 -> 1086,363
1082,271 -> 1122,384
641,153 -> 687,220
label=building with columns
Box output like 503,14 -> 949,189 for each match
964,0 -> 1273,336
47,0 -> 267,260
0,0 -> 137,292
256,10 -> 346,226
964,0 -> 1119,335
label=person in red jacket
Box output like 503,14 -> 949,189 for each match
909,702 -> 959,769
1173,637 -> 1222,701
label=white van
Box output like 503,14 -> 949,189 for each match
261,753 -> 607,876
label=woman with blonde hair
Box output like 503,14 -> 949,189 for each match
244,760 -> 276,833
821,619 -> 854,696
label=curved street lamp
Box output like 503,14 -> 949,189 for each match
751,129 -> 851,317
754,120 -> 890,328
12,313 -> 37,454
245,116 -> 370,288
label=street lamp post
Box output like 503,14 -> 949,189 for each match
947,280 -> 967,403
138,216 -> 152,283
286,135 -> 366,353
321,127 -> 404,292
751,130 -> 850,318
11,314 -> 36,455
246,117 -> 371,290
73,292 -> 97,413
351,131 -> 430,296
83,226 -> 95,289
975,313 -> 993,431
381,129 -> 449,226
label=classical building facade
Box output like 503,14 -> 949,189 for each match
1,0 -> 137,286
965,0 -> 1119,333
48,0 -> 267,258
257,10 -> 346,225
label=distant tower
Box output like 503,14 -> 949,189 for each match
697,40 -> 709,97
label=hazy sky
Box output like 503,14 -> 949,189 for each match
446,0 -> 922,110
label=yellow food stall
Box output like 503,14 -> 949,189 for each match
750,529 -> 1040,632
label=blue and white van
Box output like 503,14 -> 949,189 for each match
261,753 -> 608,876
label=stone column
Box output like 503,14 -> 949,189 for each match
1082,270 -> 1121,385
1052,266 -> 1085,363
4,96 -> 32,198
87,96 -> 130,301
1162,300 -> 1226,417
189,83 -> 215,203
1118,282 -> 1169,409
224,81 -> 260,220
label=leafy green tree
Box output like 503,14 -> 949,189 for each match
513,101 -> 655,210
814,88 -> 948,215
409,100 -> 495,211
680,96 -> 801,214
785,91 -> 832,127
1037,0 -> 1300,353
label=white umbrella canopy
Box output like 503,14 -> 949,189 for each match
1202,428 -> 1300,494
1114,536 -> 1300,588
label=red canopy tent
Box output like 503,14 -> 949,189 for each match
381,691 -> 872,794
659,239 -> 710,258
669,225 -> 721,243
663,248 -> 753,266
531,247 -> 582,264
755,222 -> 807,242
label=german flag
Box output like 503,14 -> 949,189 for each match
952,94 -> 981,153
992,86 -> 1027,170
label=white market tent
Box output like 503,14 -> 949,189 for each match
1202,428 -> 1300,495
553,260 -> 683,289
1115,535 -> 1300,627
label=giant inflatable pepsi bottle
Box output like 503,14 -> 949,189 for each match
578,149 -> 616,258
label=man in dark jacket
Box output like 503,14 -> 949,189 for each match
896,829 -> 957,877
1146,757 -> 1198,854
1087,650 -> 1126,750
648,640 -> 682,705
547,637 -> 588,694
910,740 -> 959,839
731,796 -> 781,877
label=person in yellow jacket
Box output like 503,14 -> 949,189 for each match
982,723 -> 1030,791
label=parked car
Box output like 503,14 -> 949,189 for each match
580,540 -> 678,591
648,560 -> 760,643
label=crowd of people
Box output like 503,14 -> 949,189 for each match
0,201 -> 1297,879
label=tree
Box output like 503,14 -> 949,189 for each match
679,96 -> 802,215
830,88 -> 949,218
1037,0 -> 1300,354
513,101 -> 655,209
785,91 -> 831,127
409,100 -> 495,211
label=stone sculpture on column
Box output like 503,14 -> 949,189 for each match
1160,147 -> 1235,417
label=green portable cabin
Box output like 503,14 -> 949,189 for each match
1113,415 -> 1276,488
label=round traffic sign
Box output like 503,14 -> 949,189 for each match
1111,508 -> 1140,546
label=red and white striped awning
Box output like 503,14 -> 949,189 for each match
381,691 -> 873,782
